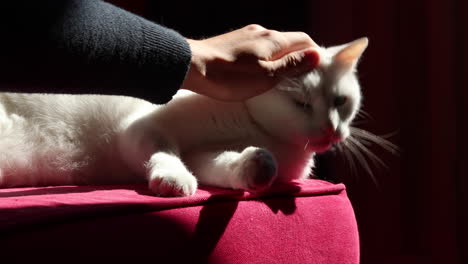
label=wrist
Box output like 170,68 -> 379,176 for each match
186,39 -> 207,74
181,39 -> 205,93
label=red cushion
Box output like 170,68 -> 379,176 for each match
0,179 -> 359,263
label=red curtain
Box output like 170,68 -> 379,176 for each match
308,0 -> 467,263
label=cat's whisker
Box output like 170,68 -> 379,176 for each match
356,109 -> 372,120
338,142 -> 358,177
344,137 -> 380,187
350,120 -> 368,126
379,130 -> 400,140
276,77 -> 303,92
350,127 -> 399,155
278,86 -> 303,94
331,126 -> 399,187
348,136 -> 387,169
357,138 -> 373,147
304,139 -> 310,151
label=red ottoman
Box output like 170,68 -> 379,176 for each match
0,179 -> 359,263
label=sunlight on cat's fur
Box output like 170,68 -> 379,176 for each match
0,37 -> 392,196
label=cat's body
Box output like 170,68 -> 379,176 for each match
0,38 -> 368,196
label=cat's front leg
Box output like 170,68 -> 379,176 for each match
186,146 -> 278,192
146,152 -> 198,197
119,115 -> 197,197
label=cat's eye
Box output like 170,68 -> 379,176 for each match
293,99 -> 312,110
333,96 -> 348,107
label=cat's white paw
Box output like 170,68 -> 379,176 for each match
149,171 -> 198,197
236,147 -> 278,192
146,152 -> 198,197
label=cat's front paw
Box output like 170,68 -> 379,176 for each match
238,147 -> 278,192
148,171 -> 198,197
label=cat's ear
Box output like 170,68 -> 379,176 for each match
333,37 -> 368,72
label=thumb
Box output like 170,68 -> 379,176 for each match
260,48 -> 320,78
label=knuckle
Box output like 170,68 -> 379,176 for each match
295,32 -> 316,46
259,29 -> 279,38
245,24 -> 265,31
263,31 -> 287,52
296,31 -> 310,39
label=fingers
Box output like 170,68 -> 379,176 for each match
239,24 -> 317,61
264,31 -> 319,61
232,49 -> 320,100
238,24 -> 320,78
259,48 -> 320,78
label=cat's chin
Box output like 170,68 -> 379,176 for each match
308,139 -> 333,153
311,143 -> 332,153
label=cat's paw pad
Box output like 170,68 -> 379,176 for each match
149,171 -> 198,197
240,147 -> 278,192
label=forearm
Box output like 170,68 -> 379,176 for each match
0,0 -> 191,103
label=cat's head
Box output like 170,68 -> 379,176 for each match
246,37 -> 368,152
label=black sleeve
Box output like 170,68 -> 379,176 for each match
0,0 -> 192,104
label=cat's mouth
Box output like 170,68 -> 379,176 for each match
309,139 -> 333,153
309,134 -> 344,152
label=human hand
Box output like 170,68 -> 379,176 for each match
180,24 -> 319,101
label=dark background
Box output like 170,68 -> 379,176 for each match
110,1 -> 467,263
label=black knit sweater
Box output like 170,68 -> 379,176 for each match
0,0 -> 192,104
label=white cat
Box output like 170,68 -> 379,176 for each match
0,38 -> 368,196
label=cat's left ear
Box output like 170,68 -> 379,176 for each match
333,37 -> 369,72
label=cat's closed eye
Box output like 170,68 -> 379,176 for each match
293,99 -> 312,110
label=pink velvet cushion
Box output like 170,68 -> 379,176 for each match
0,179 -> 359,263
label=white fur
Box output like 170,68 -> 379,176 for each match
0,39 -> 367,196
